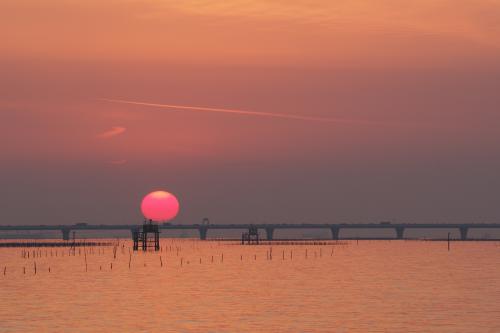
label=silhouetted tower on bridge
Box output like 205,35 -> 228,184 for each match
132,219 -> 160,251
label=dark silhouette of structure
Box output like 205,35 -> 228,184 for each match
241,225 -> 259,244
198,217 -> 210,240
132,220 -> 160,251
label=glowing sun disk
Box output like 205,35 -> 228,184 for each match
141,190 -> 179,222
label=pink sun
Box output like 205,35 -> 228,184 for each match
141,191 -> 180,222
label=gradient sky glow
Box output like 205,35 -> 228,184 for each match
1,0 -> 500,225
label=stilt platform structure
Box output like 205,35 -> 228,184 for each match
133,220 -> 160,251
241,225 -> 259,245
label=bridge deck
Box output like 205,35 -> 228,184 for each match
1,223 -> 500,230
1,223 -> 499,240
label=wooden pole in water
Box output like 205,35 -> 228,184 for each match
84,250 -> 88,272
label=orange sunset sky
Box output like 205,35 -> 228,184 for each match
1,0 -> 500,225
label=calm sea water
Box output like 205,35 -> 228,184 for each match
0,239 -> 499,332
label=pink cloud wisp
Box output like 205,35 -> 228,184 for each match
97,126 -> 126,139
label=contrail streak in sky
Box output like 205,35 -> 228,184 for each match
99,98 -> 355,123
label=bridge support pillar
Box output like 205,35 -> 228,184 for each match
265,227 -> 274,241
199,226 -> 208,240
330,226 -> 340,240
61,228 -> 71,241
459,227 -> 468,240
395,227 -> 405,239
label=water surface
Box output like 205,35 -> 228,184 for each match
1,240 -> 499,332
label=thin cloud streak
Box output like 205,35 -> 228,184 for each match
99,98 -> 355,123
97,126 -> 126,139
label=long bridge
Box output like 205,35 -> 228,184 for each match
1,223 -> 500,241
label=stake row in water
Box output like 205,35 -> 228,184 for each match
3,240 -> 354,276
